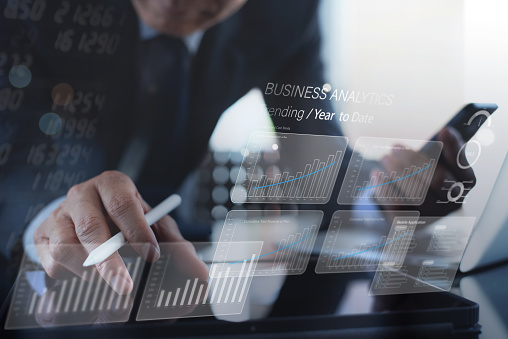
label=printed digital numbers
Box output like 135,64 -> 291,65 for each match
55,2 -> 117,28
54,29 -> 120,55
50,118 -> 98,139
0,88 -> 24,111
0,52 -> 34,76
32,169 -> 87,191
54,92 -> 106,114
3,0 -> 47,21
26,143 -> 93,166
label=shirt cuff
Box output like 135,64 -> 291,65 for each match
23,196 -> 66,264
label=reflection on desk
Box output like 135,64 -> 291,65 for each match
460,263 -> 508,339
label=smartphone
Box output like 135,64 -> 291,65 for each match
429,103 -> 497,143
421,103 -> 498,155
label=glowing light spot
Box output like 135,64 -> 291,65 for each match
51,83 -> 74,106
39,113 -> 62,135
475,129 -> 495,146
8,65 -> 32,88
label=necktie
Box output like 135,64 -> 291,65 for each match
119,35 -> 190,204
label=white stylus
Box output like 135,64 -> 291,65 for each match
82,194 -> 182,267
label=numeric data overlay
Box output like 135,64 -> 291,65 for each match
212,210 -> 323,276
369,216 -> 476,295
136,242 -> 262,321
338,137 -> 442,205
5,245 -> 145,329
316,210 -> 419,274
231,132 -> 348,204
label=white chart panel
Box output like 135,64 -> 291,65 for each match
136,242 -> 262,321
316,210 -> 419,274
232,132 -> 348,204
213,210 -> 322,276
369,216 -> 476,295
6,245 -> 145,329
338,137 -> 442,205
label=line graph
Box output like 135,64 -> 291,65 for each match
338,137 -> 442,205
357,164 -> 432,191
229,233 -> 312,265
332,231 -> 410,260
252,162 -> 336,190
232,132 -> 348,204
316,210 -> 418,274
212,210 -> 322,277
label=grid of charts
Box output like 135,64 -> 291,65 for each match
369,216 -> 476,295
212,210 -> 323,276
338,137 -> 443,205
316,210 -> 419,274
231,132 -> 348,204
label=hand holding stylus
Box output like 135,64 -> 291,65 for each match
35,171 -> 208,295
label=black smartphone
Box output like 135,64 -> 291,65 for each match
429,103 -> 497,143
421,103 -> 498,156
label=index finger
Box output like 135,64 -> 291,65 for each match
95,172 -> 160,263
65,194 -> 133,295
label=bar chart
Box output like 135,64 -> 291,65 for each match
338,137 -> 443,205
316,210 -> 419,274
213,210 -> 322,276
6,250 -> 144,329
136,242 -> 262,321
232,132 -> 348,204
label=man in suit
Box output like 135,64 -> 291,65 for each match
1,0 -> 472,314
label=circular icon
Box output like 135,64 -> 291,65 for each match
457,140 -> 481,169
466,110 -> 491,128
447,182 -> 465,202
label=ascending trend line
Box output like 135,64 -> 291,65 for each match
228,233 -> 313,265
332,231 -> 410,261
357,163 -> 432,191
252,161 -> 336,190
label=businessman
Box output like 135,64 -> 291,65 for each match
0,0 -> 473,314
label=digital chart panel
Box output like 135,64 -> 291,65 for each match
316,210 -> 419,274
369,216 -> 476,295
338,137 -> 443,205
137,242 -> 262,321
231,132 -> 348,204
212,210 -> 323,276
6,246 -> 145,329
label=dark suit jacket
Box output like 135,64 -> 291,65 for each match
0,0 -> 345,258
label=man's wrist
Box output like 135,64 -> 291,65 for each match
23,196 -> 66,264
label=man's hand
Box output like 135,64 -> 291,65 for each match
34,170 -> 208,295
374,127 -> 476,215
